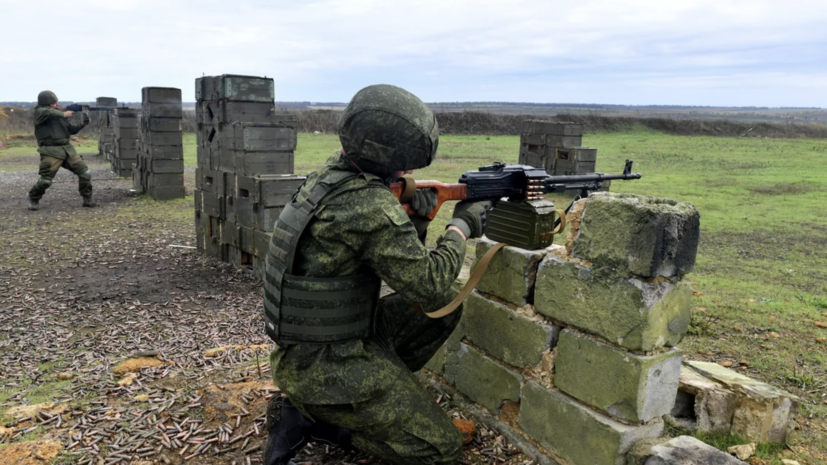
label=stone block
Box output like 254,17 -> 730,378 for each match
685,362 -> 800,443
534,254 -> 692,351
667,365 -> 737,434
472,238 -> 549,306
570,193 -> 700,279
628,435 -> 743,465
463,291 -> 558,367
423,322 -> 464,376
445,343 -> 521,414
519,382 -> 663,465
556,330 -> 683,422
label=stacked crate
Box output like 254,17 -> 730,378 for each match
518,121 -> 597,176
96,97 -> 117,159
193,74 -> 305,277
109,107 -> 138,177
132,87 -> 185,200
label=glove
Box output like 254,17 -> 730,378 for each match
411,189 -> 437,217
447,200 -> 493,239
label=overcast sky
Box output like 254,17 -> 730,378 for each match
2,0 -> 826,107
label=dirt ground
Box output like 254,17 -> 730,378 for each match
0,150 -> 533,464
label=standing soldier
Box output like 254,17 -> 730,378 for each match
27,90 -> 94,211
262,84 -> 492,465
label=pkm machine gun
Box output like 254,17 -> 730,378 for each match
391,160 -> 642,249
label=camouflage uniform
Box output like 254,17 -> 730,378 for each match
269,152 -> 466,464
28,94 -> 92,204
265,85 -> 474,465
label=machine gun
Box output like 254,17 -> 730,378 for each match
63,104 -> 114,113
391,160 -> 642,249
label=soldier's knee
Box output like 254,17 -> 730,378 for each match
77,169 -> 92,181
36,177 -> 53,189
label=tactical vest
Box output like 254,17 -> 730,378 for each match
263,170 -> 382,345
34,113 -> 71,147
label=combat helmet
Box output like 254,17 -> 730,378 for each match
338,84 -> 438,178
38,91 -> 58,106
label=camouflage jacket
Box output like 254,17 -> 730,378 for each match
270,152 -> 466,405
33,106 -> 85,159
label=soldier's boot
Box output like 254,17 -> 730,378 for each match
264,396 -> 353,465
28,198 -> 39,211
82,196 -> 96,208
264,396 -> 312,465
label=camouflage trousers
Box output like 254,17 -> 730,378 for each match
28,155 -> 92,201
288,294 -> 464,465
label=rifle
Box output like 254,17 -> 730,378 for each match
391,160 -> 642,248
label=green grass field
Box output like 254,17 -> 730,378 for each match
2,129 -> 826,462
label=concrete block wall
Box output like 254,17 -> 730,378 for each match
193,74 -> 304,278
424,192 -> 701,465
132,87 -> 185,200
110,107 -> 138,178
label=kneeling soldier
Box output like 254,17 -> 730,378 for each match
28,90 -> 94,210
262,84 -> 492,465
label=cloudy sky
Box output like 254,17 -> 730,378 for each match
2,0 -> 826,106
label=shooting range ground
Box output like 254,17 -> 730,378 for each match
0,128 -> 826,463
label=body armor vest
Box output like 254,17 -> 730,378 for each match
263,170 -> 382,345
34,114 -> 71,147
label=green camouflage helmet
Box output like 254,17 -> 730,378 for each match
38,91 -> 58,106
339,84 -> 438,177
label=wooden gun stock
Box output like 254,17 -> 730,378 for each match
389,177 -> 468,220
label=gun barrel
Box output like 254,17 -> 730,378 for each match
544,172 -> 641,184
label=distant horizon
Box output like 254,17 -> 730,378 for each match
1,100 -> 823,111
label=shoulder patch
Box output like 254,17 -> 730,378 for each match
382,202 -> 410,226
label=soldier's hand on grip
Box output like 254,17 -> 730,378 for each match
63,111 -> 74,118
411,189 -> 438,217
447,200 -> 493,239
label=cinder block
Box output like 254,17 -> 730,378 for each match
519,382 -> 663,465
571,193 -> 700,279
472,238 -> 549,306
555,330 -> 683,422
445,343 -> 521,414
534,254 -> 692,351
462,291 -> 559,367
